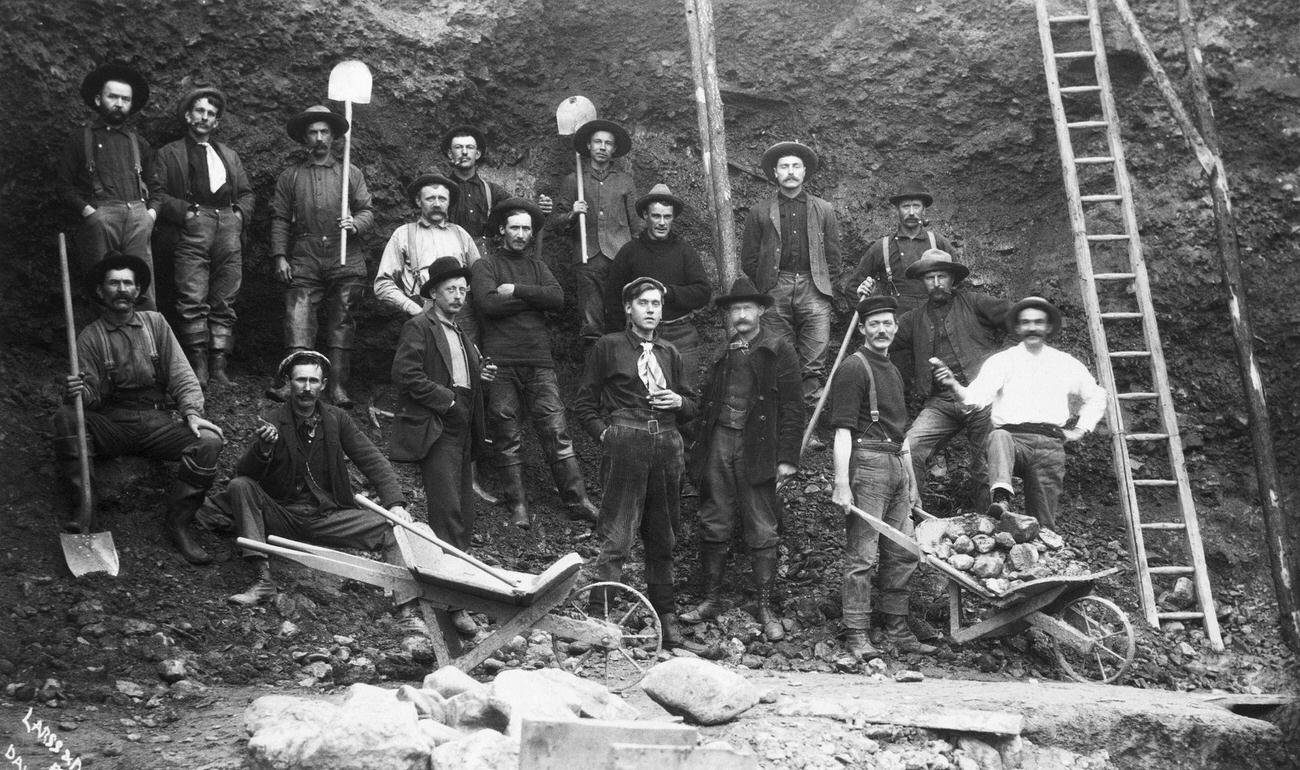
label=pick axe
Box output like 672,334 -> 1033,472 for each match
555,96 -> 596,263
328,60 -> 372,266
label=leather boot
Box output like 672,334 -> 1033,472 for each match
751,547 -> 786,641
551,458 -> 599,523
647,583 -> 681,648
845,630 -> 882,661
502,465 -> 530,529
228,559 -> 277,605
882,613 -> 938,654
209,351 -> 233,387
165,481 -> 213,565
185,345 -> 209,389
680,542 -> 728,623
659,612 -> 683,649
327,348 -> 354,408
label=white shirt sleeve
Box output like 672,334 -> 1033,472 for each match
374,225 -> 423,316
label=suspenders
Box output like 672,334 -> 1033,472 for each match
91,316 -> 162,389
879,230 -> 938,294
83,124 -> 147,201
851,351 -> 880,427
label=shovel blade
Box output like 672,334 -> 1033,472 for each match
60,531 -> 120,578
328,60 -> 372,104
555,95 -> 597,135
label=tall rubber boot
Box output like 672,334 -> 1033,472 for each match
327,348 -> 354,408
550,457 -> 599,523
165,481 -> 213,565
209,329 -> 234,387
184,343 -> 209,389
502,464 -> 530,529
751,547 -> 786,641
680,542 -> 728,623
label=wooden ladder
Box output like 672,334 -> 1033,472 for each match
1034,0 -> 1223,650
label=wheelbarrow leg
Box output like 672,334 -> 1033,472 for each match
418,600 -> 462,665
948,582 -> 962,637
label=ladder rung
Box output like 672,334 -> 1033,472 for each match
1093,272 -> 1136,281
1080,194 -> 1122,202
1067,120 -> 1109,128
1134,479 -> 1178,488
1087,234 -> 1129,242
1117,392 -> 1158,400
1141,522 -> 1186,530
1159,611 -> 1206,621
1049,14 -> 1091,23
1074,156 -> 1116,164
1149,566 -> 1195,576
1100,312 -> 1143,320
1054,50 -> 1096,59
1059,85 -> 1102,94
1125,432 -> 1169,441
1109,351 -> 1151,359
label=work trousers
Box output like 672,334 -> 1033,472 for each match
223,476 -> 397,559
986,429 -> 1065,528
78,200 -> 156,310
284,235 -> 366,351
576,254 -> 612,340
760,270 -> 831,400
417,395 -> 475,550
906,396 -> 993,512
52,405 -> 222,488
486,366 -> 575,468
697,426 -> 780,550
174,207 -> 242,346
843,446 -> 918,627
656,321 -> 702,393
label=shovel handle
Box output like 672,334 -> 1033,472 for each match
58,233 -> 94,532
574,153 -> 588,264
800,310 -> 860,457
339,101 -> 353,266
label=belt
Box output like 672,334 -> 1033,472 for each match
777,270 -> 811,277
609,411 -> 676,435
999,422 -> 1065,440
716,403 -> 748,429
191,203 -> 237,214
91,199 -> 147,208
854,438 -> 903,455
295,232 -> 342,242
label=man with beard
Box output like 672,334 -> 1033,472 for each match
680,277 -> 803,642
892,250 -> 1009,512
58,63 -> 159,309
574,277 -> 697,648
53,254 -> 225,564
936,297 -> 1107,528
829,295 -> 936,660
550,120 -> 642,341
152,87 -> 255,388
440,125 -> 552,255
471,199 -> 599,528
268,106 -> 375,408
740,142 -> 842,406
843,182 -> 954,313
603,184 -> 711,390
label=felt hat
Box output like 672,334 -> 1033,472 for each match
274,350 -> 332,386
573,119 -> 632,158
406,173 -> 461,208
904,248 -> 970,284
715,276 -> 773,309
1008,296 -> 1062,334
486,197 -> 545,234
856,294 -> 899,320
439,125 -> 489,160
760,141 -> 818,182
418,257 -> 472,298
176,86 -> 227,122
285,105 -> 349,144
81,63 -> 150,114
635,184 -> 686,217
888,181 -> 934,207
621,276 -> 667,304
85,253 -> 151,303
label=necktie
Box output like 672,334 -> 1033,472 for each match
198,142 -> 227,193
637,342 -> 667,393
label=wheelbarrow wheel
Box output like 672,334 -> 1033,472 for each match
1051,595 -> 1136,684
554,581 -> 663,692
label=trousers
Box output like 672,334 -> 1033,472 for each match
906,396 -> 993,512
78,200 -> 156,310
52,405 -> 222,488
986,429 -> 1066,528
174,207 -> 242,346
486,366 -> 575,467
284,235 -> 366,350
697,426 -> 780,550
760,270 -> 831,399
417,396 -> 475,550
843,447 -> 918,626
222,476 -> 397,559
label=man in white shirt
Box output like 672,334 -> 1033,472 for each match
935,297 -> 1106,527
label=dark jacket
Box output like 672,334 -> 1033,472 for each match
604,231 -> 712,332
892,289 -> 1010,398
740,192 -> 841,296
235,402 -> 405,509
389,310 -> 486,462
689,330 -> 805,485
151,137 -> 256,225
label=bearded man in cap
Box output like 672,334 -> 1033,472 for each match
151,86 -> 255,388
58,63 -> 159,309
268,105 -> 376,408
680,277 -> 804,642
53,254 -> 225,564
471,198 -> 599,528
441,125 -> 553,255
603,184 -> 711,390
844,182 -> 954,313
550,119 -> 643,341
936,297 -> 1107,528
741,141 -> 842,406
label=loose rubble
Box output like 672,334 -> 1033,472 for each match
931,512 -> 1085,594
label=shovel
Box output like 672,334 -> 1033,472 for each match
328,60 -> 372,266
555,96 -> 597,264
57,233 -> 120,577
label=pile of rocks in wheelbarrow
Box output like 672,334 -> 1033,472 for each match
930,511 -> 1090,594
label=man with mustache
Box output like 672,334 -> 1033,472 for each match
936,297 -> 1107,528
843,182 -> 954,313
152,86 -> 254,388
740,142 -> 842,407
550,120 -> 642,341
53,254 -> 225,564
440,125 -> 552,256
268,106 -> 376,408
603,184 -> 711,390
891,250 -> 1009,513
829,295 -> 936,660
471,198 -> 598,528
58,63 -> 159,309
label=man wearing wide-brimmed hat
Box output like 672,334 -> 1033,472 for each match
152,85 -> 255,388
680,277 -> 804,642
603,183 -> 711,389
892,249 -> 1009,513
740,141 -> 843,406
440,125 -> 553,255
842,181 -> 954,313
267,105 -> 376,408
550,119 -> 643,340
52,254 -> 225,565
937,296 -> 1107,528
58,62 -> 159,309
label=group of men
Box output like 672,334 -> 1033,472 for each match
54,62 -> 1109,658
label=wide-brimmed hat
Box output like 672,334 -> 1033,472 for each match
275,350 -> 332,386
621,276 -> 667,304
888,181 -> 934,207
439,125 -> 488,160
418,257 -> 472,298
486,197 -> 545,234
406,173 -> 461,208
1008,296 -> 1062,334
856,294 -> 898,319
904,248 -> 970,284
286,105 -> 349,144
715,276 -> 772,309
635,184 -> 685,217
760,141 -> 818,182
81,63 -> 150,113
85,253 -> 151,302
573,119 -> 632,158
176,86 -> 227,122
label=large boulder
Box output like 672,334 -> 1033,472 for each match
488,669 -> 583,737
424,665 -> 486,699
244,694 -> 431,770
534,667 -> 641,721
445,686 -> 509,732
640,658 -> 759,725
431,728 -> 519,770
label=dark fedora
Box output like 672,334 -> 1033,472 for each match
439,125 -> 489,160
715,276 -> 772,309
635,183 -> 685,217
760,141 -> 818,182
274,350 -> 332,386
888,181 -> 934,207
1008,296 -> 1062,334
418,257 -> 472,298
176,86 -> 227,122
486,197 -> 545,234
573,119 -> 632,158
286,105 -> 349,144
80,62 -> 150,113
406,173 -> 461,208
621,276 -> 667,304
856,294 -> 898,319
904,248 -> 970,284
85,253 -> 152,303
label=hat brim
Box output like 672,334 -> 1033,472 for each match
85,254 -> 152,303
715,293 -> 773,309
418,267 -> 473,298
1008,297 -> 1062,334
904,258 -> 969,283
440,126 -> 488,160
406,174 -> 461,208
486,199 -> 545,235
286,110 -> 350,144
635,192 -> 685,217
176,87 -> 227,122
761,142 -> 819,181
573,120 -> 632,158
889,192 -> 934,207
81,64 -> 150,114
